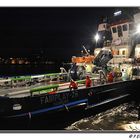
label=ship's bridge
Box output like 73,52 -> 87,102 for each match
110,20 -> 134,58
100,20 -> 134,57
110,19 -> 134,46
95,19 -> 135,63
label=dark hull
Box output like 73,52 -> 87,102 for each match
0,80 -> 138,119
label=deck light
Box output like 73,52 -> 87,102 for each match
114,10 -> 122,16
94,33 -> 100,42
136,24 -> 140,34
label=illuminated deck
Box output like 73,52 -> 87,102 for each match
0,81 -> 86,98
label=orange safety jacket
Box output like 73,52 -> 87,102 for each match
107,72 -> 114,83
69,81 -> 78,89
48,91 -> 57,94
86,78 -> 92,88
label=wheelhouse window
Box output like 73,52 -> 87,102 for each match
122,50 -> 125,55
103,24 -> 106,28
112,27 -> 117,33
122,24 -> 127,31
117,26 -> 123,37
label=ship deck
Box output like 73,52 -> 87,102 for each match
0,82 -> 43,98
0,79 -> 135,98
0,81 -> 86,98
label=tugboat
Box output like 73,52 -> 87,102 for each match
0,10 -> 140,120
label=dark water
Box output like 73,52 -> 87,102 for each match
0,64 -> 62,76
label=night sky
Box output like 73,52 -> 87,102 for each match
0,7 -> 135,62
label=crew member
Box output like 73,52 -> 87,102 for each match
85,76 -> 92,88
69,79 -> 78,91
107,71 -> 114,83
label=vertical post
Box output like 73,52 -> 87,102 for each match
57,74 -> 60,82
30,91 -> 32,97
11,80 -> 12,88
27,112 -> 32,129
138,104 -> 140,120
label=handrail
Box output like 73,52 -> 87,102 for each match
1,72 -> 69,83
30,76 -> 100,94
0,79 -> 12,83
30,84 -> 59,93
11,76 -> 31,81
44,73 -> 60,76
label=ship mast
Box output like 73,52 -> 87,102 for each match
82,45 -> 90,56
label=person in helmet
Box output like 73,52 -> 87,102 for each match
85,76 -> 92,88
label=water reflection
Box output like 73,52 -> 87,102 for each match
66,102 -> 140,131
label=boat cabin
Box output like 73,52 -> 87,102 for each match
96,19 -> 134,58
110,19 -> 134,46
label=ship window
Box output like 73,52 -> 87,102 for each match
122,50 -> 125,55
129,23 -> 134,30
112,27 -> 117,33
117,26 -> 123,37
122,24 -> 127,31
